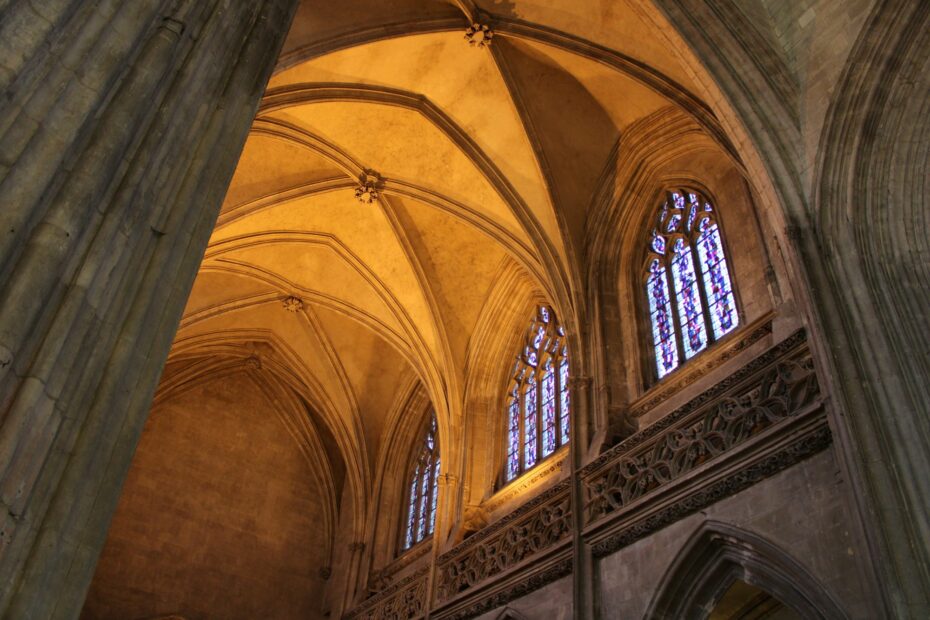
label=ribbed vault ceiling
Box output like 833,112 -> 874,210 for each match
169,0 -> 731,537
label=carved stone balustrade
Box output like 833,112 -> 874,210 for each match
432,481 -> 573,618
580,330 -> 832,557
344,567 -> 429,620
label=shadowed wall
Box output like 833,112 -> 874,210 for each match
81,371 -> 329,620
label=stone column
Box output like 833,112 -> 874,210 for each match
567,375 -> 595,620
0,1 -> 299,617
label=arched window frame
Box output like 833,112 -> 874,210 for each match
503,305 -> 570,483
642,188 -> 740,382
401,411 -> 440,552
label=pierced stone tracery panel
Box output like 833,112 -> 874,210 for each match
582,330 -> 826,532
435,482 -> 572,603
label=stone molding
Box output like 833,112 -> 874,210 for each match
344,566 -> 429,620
374,540 -> 431,586
344,332 -> 833,618
584,331 -> 819,523
435,556 -> 572,620
628,316 -> 773,418
482,448 -> 567,514
585,329 -> 806,474
435,487 -> 572,602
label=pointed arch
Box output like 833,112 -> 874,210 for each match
402,409 -> 441,551
643,188 -> 739,380
646,521 -> 847,620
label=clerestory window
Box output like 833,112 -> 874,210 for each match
504,305 -> 570,483
645,189 -> 739,380
402,411 -> 440,551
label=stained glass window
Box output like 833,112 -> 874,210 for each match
504,305 -> 571,482
644,189 -> 738,380
403,412 -> 440,550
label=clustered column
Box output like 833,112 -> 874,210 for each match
0,1 -> 299,617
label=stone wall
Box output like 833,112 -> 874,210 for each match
81,371 -> 330,620
598,448 -> 871,618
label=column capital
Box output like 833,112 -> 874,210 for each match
567,375 -> 593,390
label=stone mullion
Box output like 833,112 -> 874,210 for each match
0,1 -> 300,616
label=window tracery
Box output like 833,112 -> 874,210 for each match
403,412 -> 440,550
645,190 -> 738,380
505,305 -> 570,482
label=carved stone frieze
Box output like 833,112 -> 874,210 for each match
584,331 -> 819,523
346,567 -> 429,620
629,319 -> 773,418
436,484 -> 571,601
438,557 -> 572,620
587,328 -> 804,474
590,424 -> 832,558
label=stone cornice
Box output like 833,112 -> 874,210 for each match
628,316 -> 773,419
585,328 -> 804,475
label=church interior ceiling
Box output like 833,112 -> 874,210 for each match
170,0 -> 738,516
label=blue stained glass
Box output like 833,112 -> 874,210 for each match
429,457 -> 439,534
687,205 -> 697,231
672,192 -> 685,210
524,377 -> 537,469
507,395 -> 520,480
671,239 -> 707,359
652,230 -> 666,254
647,259 -> 679,378
541,363 -> 556,457
697,224 -> 738,339
405,466 -> 419,548
667,214 -> 682,232
506,306 -> 570,481
532,325 -> 545,349
559,358 -> 570,444
417,456 -> 432,540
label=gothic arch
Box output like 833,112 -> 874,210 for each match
811,0 -> 930,612
645,521 -> 847,620
494,607 -> 530,620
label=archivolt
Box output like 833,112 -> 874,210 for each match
645,521 -> 847,619
813,0 -> 930,609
